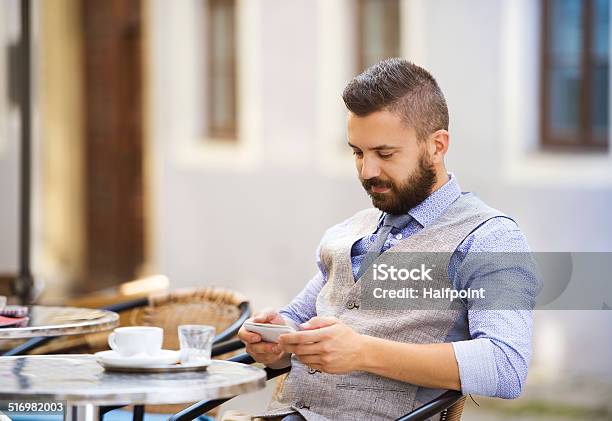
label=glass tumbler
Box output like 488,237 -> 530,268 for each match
178,324 -> 216,364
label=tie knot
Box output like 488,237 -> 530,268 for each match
382,213 -> 412,230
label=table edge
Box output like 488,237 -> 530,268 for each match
0,357 -> 268,406
0,307 -> 119,339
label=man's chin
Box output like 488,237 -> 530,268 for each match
370,197 -> 395,213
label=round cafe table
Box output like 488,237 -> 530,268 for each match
0,354 -> 266,421
0,305 -> 119,339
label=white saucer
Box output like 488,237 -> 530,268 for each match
95,349 -> 180,368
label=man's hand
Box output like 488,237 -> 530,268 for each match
238,308 -> 289,366
278,316 -> 365,374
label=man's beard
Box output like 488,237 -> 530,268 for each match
361,153 -> 437,215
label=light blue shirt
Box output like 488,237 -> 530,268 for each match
280,174 -> 539,399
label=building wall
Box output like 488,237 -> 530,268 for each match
149,0 -> 612,382
149,0 -> 371,309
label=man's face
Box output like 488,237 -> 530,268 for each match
347,110 -> 436,215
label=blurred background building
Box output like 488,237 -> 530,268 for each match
0,0 -> 611,419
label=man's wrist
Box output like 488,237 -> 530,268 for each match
356,334 -> 378,372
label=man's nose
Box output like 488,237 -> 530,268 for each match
360,156 -> 381,180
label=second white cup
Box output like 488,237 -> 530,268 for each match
108,326 -> 163,357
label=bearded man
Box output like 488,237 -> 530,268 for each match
234,58 -> 540,421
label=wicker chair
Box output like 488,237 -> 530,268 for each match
170,339 -> 467,421
126,287 -> 249,352
7,286 -> 248,357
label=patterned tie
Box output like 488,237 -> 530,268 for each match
356,213 -> 413,280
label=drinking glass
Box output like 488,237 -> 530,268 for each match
178,324 -> 215,364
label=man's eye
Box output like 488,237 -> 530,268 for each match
352,150 -> 363,157
378,152 -> 393,159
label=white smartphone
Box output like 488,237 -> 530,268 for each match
243,321 -> 296,343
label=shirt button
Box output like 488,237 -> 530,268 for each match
346,301 -> 355,309
308,367 -> 317,374
295,401 -> 305,409
395,233 -> 402,240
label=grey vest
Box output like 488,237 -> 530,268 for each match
264,193 -> 507,421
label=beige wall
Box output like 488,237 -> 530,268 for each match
37,0 -> 85,300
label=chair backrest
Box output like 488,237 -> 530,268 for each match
128,287 -> 248,349
30,286 -> 248,355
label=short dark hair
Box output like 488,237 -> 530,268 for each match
342,58 -> 449,141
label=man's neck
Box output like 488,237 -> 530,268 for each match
430,170 -> 450,194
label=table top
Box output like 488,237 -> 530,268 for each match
0,355 -> 267,406
0,306 -> 119,339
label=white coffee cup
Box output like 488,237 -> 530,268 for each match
107,326 -> 163,357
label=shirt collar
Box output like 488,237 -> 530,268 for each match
378,173 -> 461,229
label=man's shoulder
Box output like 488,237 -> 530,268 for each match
436,192 -> 530,252
321,208 -> 380,241
456,192 -> 510,218
463,215 -> 531,253
333,207 -> 380,229
347,207 -> 381,223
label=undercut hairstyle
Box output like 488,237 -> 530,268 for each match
342,58 -> 449,141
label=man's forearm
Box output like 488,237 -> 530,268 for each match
357,335 -> 461,391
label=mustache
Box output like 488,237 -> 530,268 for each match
362,177 -> 394,190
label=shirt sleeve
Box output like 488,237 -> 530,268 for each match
279,235 -> 330,325
450,217 -> 542,399
279,270 -> 325,325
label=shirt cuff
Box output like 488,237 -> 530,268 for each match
279,311 -> 302,329
452,338 -> 498,396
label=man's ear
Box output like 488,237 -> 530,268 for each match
428,130 -> 449,164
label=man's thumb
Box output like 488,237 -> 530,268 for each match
300,316 -> 338,330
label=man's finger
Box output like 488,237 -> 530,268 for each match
248,341 -> 280,354
300,316 -> 339,330
281,341 -> 325,356
308,363 -> 324,371
240,330 -> 263,344
278,325 -> 333,345
253,308 -> 283,324
250,350 -> 282,360
296,354 -> 323,366
249,350 -> 284,366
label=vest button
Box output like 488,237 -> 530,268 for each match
295,400 -> 305,409
346,301 -> 355,309
308,367 -> 317,374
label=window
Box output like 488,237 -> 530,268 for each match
315,0 -> 410,176
357,0 -> 400,72
206,0 -> 237,140
154,0 -> 261,169
541,0 -> 610,150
